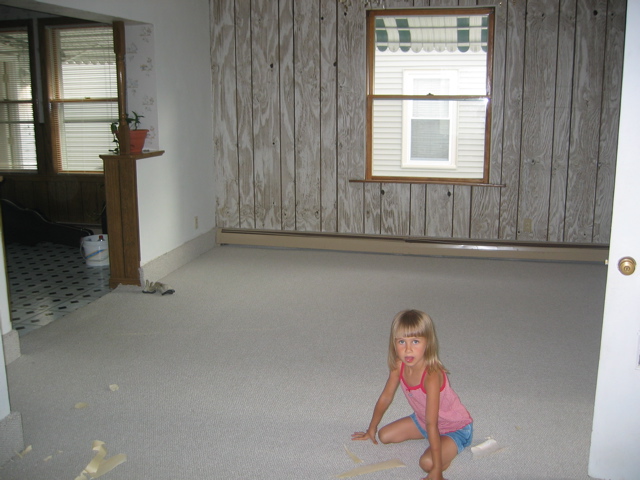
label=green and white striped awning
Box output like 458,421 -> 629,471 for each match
375,15 -> 488,53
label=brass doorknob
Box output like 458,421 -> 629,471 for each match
618,257 -> 636,276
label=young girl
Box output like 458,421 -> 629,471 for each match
352,309 -> 473,480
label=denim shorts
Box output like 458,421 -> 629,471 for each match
410,413 -> 473,454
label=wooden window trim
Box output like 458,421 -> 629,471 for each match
365,7 -> 495,185
40,18 -> 117,174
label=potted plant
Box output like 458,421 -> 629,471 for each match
110,111 -> 148,154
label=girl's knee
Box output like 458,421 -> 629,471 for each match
377,426 -> 393,444
420,437 -> 457,473
419,451 -> 433,472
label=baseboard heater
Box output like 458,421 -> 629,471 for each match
216,228 -> 608,263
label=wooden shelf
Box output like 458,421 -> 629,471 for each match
99,150 -> 164,288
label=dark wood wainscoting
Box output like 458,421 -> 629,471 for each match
0,174 -> 105,227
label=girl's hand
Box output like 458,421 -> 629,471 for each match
351,429 -> 378,444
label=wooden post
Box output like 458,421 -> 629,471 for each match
100,151 -> 164,287
113,21 -> 130,154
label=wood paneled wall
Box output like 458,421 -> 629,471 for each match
211,0 -> 625,245
0,175 -> 105,226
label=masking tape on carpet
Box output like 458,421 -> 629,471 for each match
343,444 -> 363,464
74,441 -> 126,480
336,458 -> 406,478
471,437 -> 506,458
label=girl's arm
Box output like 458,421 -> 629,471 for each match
351,364 -> 401,444
424,368 -> 444,479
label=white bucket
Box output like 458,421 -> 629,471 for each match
81,234 -> 110,267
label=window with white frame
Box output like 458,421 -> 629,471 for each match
402,71 -> 458,169
367,8 -> 493,183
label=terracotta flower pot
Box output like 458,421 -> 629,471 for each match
117,129 -> 149,154
129,129 -> 149,154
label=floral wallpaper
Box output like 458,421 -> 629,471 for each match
125,24 -> 159,151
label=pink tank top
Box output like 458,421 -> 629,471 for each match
399,362 -> 472,434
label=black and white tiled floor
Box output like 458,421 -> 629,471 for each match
5,242 -> 111,336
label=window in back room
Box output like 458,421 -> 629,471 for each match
0,20 -> 117,175
0,27 -> 37,171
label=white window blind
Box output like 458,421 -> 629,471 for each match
48,25 -> 117,172
0,29 -> 37,171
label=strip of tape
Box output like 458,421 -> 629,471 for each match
343,444 -> 363,464
74,441 -> 127,480
336,458 -> 406,478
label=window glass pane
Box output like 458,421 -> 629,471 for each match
371,99 -> 486,179
52,26 -> 117,100
413,98 -> 449,118
413,77 -> 451,100
374,49 -> 486,96
374,14 -> 488,95
53,102 -> 118,171
0,29 -> 37,171
49,25 -> 117,172
411,119 -> 449,161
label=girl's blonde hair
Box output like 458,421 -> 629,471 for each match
387,309 -> 445,373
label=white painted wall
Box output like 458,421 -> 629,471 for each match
26,0 -> 217,264
588,2 -> 640,479
0,230 -> 10,337
0,231 -> 10,418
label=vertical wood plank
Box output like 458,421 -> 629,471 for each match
428,0 -> 455,7
452,0 -> 477,240
278,0 -> 296,230
452,185 -> 471,238
364,183 -> 381,234
252,0 -> 282,230
79,181 -> 98,225
14,179 -> 34,212
517,0 -> 558,241
65,179 -> 82,223
102,158 -> 125,280
295,0 -> 322,231
564,0 -> 607,242
235,0 -> 256,229
32,180 -> 48,220
337,0 -> 365,233
118,160 -> 140,281
548,0 -> 577,242
381,0 -> 414,236
410,184 -> 426,236
280,0 -> 296,231
426,184 -> 453,237
471,0 -> 504,240
381,183 -> 410,236
425,185 -> 452,237
50,181 -> 69,223
0,178 -> 16,202
320,0 -> 338,232
211,0 -> 240,228
390,0 -> 414,6
497,0 -> 525,240
593,0 -> 625,244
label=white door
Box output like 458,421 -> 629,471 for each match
588,3 -> 640,479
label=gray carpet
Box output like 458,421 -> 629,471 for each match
1,245 -> 607,479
